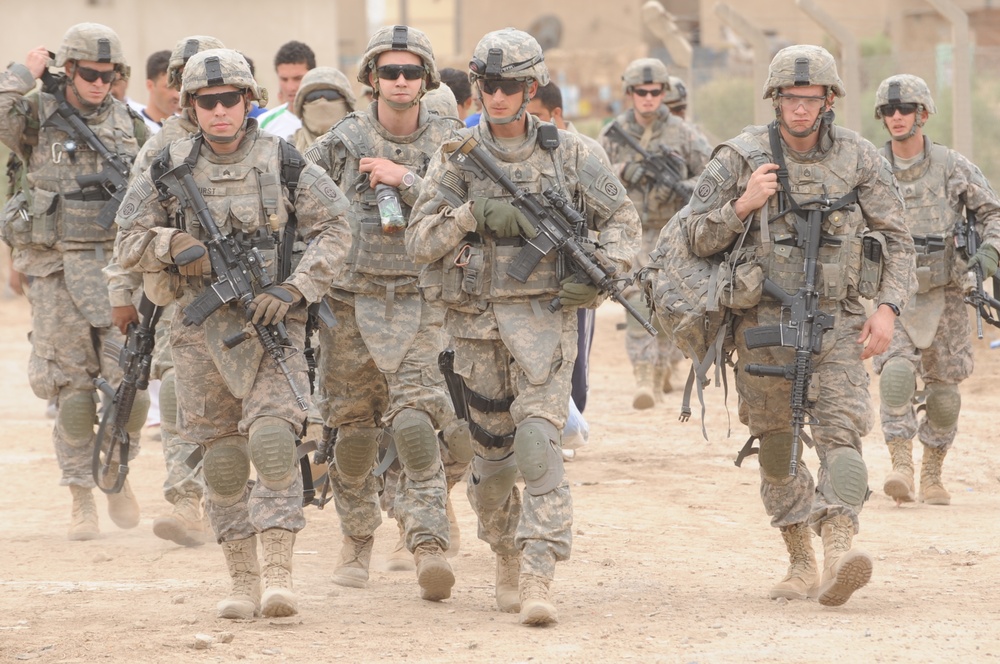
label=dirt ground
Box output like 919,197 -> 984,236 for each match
2,291 -> 1000,664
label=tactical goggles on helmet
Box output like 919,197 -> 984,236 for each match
631,86 -> 665,98
303,89 -> 344,103
478,78 -> 526,96
376,64 -> 425,81
75,65 -> 116,84
879,102 -> 918,117
191,90 -> 246,111
776,93 -> 827,110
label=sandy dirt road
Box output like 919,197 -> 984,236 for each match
1,293 -> 999,663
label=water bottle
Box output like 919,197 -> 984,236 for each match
375,184 -> 406,234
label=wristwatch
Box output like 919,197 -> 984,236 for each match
400,170 -> 416,190
880,302 -> 900,316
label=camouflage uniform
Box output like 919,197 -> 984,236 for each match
681,45 -> 915,606
304,25 -> 469,600
406,28 -> 640,624
291,66 -> 356,153
0,23 -> 146,539
599,59 -> 712,403
871,74 -> 1000,506
115,49 -> 351,619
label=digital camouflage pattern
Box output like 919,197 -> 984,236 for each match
54,23 -> 126,68
291,67 -> 356,152
620,58 -> 669,92
873,137 -> 1000,451
180,49 -> 265,108
874,74 -> 937,116
685,120 -> 916,532
357,25 -> 440,93
406,112 -> 640,581
167,35 -> 225,89
762,44 -> 845,100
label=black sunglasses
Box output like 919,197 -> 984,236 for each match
303,89 -> 344,104
879,103 -> 918,117
376,64 -> 425,81
192,90 -> 245,111
479,79 -> 525,96
76,65 -> 116,85
632,87 -> 665,98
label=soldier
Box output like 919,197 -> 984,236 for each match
872,74 -> 1000,507
0,23 -> 147,540
114,49 -> 351,619
105,35 -> 226,548
678,45 -> 915,606
406,28 -> 640,625
304,25 -> 471,602
290,66 -> 356,153
663,75 -> 688,119
599,58 -> 712,408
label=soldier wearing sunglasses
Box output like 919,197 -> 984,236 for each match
871,74 -> 1000,511
599,58 -> 712,410
0,23 -> 147,542
304,24 -> 470,605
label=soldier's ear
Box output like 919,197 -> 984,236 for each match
527,81 -> 539,99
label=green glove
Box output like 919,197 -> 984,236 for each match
471,198 -> 538,239
622,161 -> 646,186
250,285 -> 302,326
558,277 -> 600,308
968,243 -> 1000,279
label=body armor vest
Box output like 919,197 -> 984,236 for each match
882,140 -> 962,293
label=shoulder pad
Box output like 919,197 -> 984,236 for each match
331,114 -> 373,159
125,104 -> 149,146
578,150 -> 626,218
117,171 -> 155,229
298,162 -> 349,217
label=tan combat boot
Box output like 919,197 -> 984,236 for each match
218,535 -> 261,619
260,528 -> 298,617
153,492 -> 207,547
817,515 -> 873,607
386,520 -> 415,572
770,522 -> 820,600
332,535 -> 374,588
632,362 -> 656,410
519,574 -> 557,626
496,553 -> 521,613
919,445 -> 951,505
445,494 -> 461,558
106,478 -> 140,529
883,439 -> 916,505
68,485 -> 99,541
656,363 -> 674,395
414,541 -> 455,601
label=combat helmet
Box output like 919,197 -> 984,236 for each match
358,25 -> 439,106
762,44 -> 845,99
167,36 -> 226,90
422,83 -> 460,119
622,58 -> 670,94
468,28 -> 548,125
54,23 -> 126,69
180,48 -> 266,109
874,74 -> 936,117
293,66 -> 356,118
663,75 -> 688,111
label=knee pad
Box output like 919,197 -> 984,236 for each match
469,453 -> 518,510
333,425 -> 380,482
58,389 -> 97,445
880,357 -> 916,416
160,370 -> 178,433
203,435 -> 251,507
924,384 -> 961,432
513,417 -> 565,496
127,390 -> 150,438
821,446 -> 869,510
248,416 -> 297,491
758,432 -> 802,484
441,418 -> 474,465
392,409 -> 442,482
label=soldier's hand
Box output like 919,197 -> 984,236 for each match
112,305 -> 139,335
25,46 -> 49,80
734,163 -> 780,221
471,198 -> 537,239
967,243 -> 1000,279
359,157 -> 408,188
622,161 -> 646,186
558,277 -> 600,308
169,232 -> 209,277
250,285 -> 302,326
857,304 -> 896,360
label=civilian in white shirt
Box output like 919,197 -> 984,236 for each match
257,40 -> 314,140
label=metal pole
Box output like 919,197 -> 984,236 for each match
924,0 -> 973,158
795,0 -> 861,133
642,1 -> 695,116
714,2 -> 771,125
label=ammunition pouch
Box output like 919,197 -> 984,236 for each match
912,234 -> 951,294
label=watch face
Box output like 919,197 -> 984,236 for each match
402,171 -> 415,188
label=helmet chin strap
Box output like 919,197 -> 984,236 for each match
476,80 -> 531,126
774,104 -> 824,139
887,110 -> 923,142
202,102 -> 249,145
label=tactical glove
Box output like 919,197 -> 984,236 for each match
250,284 -> 302,326
558,277 -> 600,308
622,161 -> 646,186
169,232 -> 209,277
471,198 -> 537,239
968,243 -> 1000,279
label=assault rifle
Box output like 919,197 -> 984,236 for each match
955,206 -> 1000,337
742,194 -> 858,476
603,121 -> 692,201
449,136 -> 656,336
40,65 -> 132,230
93,294 -> 162,493
155,159 -> 309,411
